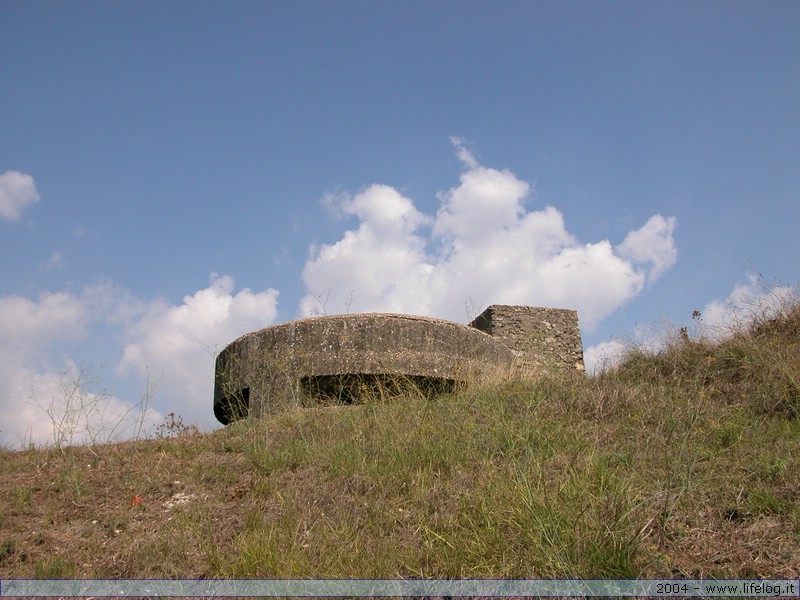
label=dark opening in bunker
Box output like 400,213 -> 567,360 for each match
215,386 -> 250,424
300,374 -> 457,405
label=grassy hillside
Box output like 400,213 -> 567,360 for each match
2,304 -> 799,579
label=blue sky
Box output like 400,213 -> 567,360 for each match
2,1 -> 799,446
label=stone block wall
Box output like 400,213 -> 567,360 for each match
469,305 -> 585,373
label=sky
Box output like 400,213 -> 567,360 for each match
1,1 -> 799,447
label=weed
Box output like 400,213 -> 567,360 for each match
154,412 -> 199,439
27,364 -> 158,450
0,540 -> 14,566
33,554 -> 77,578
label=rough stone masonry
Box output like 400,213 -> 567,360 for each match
213,305 -> 584,424
469,305 -> 585,374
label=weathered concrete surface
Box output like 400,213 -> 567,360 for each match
214,313 -> 515,424
470,305 -> 585,373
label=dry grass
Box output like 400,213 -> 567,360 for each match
1,303 -> 799,579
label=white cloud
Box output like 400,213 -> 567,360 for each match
0,170 -> 40,221
0,291 -> 88,353
584,275 -> 799,375
616,214 -> 678,282
433,162 -> 529,241
0,275 -> 278,447
38,251 -> 66,272
699,274 -> 797,339
301,186 -> 434,315
301,144 -> 678,329
450,136 -> 480,170
583,339 -> 630,374
0,285 -> 156,448
118,274 -> 279,430
0,289 -> 86,446
4,362 -> 162,449
347,184 -> 431,236
582,319 -> 671,374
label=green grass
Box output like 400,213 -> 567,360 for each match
1,302 -> 800,578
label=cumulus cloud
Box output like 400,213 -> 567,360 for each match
583,339 -> 630,374
0,284 -> 156,447
0,291 -> 88,353
582,320 -> 671,375
0,290 -> 88,446
583,275 -> 799,374
301,144 -> 678,329
4,362 -> 163,449
699,274 -> 797,339
433,161 -> 529,241
118,274 -> 279,429
302,185 -> 435,315
0,275 -> 278,447
0,170 -> 40,221
616,214 -> 678,282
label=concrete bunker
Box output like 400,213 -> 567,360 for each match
213,305 -> 584,424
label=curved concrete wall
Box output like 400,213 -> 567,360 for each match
213,313 -> 515,424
